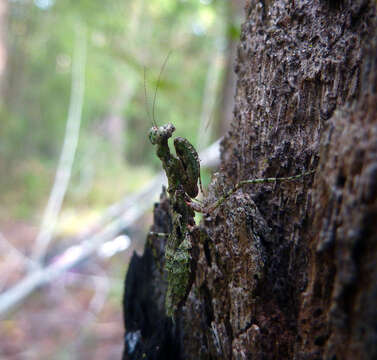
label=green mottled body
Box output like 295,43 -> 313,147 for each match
164,191 -> 194,317
149,123 -> 199,317
174,137 -> 203,197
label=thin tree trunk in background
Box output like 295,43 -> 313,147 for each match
99,0 -> 142,158
0,0 -> 7,99
101,79 -> 136,155
217,0 -> 243,137
123,1 -> 377,359
31,24 -> 87,264
196,49 -> 223,151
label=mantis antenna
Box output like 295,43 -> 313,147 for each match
143,66 -> 154,127
152,51 -> 172,127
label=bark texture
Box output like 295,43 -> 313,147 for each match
123,1 -> 377,359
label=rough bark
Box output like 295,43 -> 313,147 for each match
123,1 -> 377,359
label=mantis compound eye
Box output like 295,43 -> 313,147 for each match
164,123 -> 176,135
149,127 -> 159,145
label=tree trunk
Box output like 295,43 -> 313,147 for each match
0,0 -> 7,99
122,1 -> 377,359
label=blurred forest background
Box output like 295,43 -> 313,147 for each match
0,0 -> 242,358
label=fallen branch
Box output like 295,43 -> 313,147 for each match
0,139 -> 220,317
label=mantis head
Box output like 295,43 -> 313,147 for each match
149,123 -> 175,145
